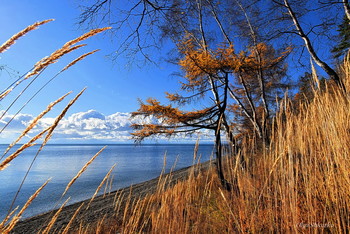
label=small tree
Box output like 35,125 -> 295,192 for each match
132,38 -> 234,190
132,37 -> 290,190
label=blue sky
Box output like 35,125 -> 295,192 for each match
0,1 -> 343,144
0,1 -> 201,143
0,0 -> 180,115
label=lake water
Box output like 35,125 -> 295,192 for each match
0,144 -> 214,220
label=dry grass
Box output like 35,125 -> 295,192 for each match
0,20 -> 109,233
1,19 -> 350,234
64,58 -> 350,233
1,92 -> 72,158
63,146 -> 107,196
1,179 -> 50,233
0,19 -> 54,54
86,164 -> 117,209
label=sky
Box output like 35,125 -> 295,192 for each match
0,1 -> 343,144
0,0 -> 204,144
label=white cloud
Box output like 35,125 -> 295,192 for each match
0,110 -> 214,144
0,113 -> 34,131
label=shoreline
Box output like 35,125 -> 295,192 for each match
11,160 -> 213,233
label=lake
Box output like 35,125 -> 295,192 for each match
0,144 -> 214,220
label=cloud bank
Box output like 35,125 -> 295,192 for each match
0,110 -> 213,144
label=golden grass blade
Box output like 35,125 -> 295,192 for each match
95,214 -> 107,233
61,202 -> 85,234
0,127 -> 49,170
0,206 -> 18,230
193,137 -> 200,161
107,174 -> 115,196
41,88 -> 86,147
86,164 -> 117,209
24,26 -> 111,80
218,188 -> 241,229
41,197 -> 70,234
63,27 -> 111,48
62,146 -> 107,196
2,179 -> 50,233
2,92 -> 71,158
61,49 -> 100,72
32,43 -> 86,69
0,88 -> 12,101
24,44 -> 87,80
0,19 -> 54,53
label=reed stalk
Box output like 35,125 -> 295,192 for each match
1,179 -> 50,233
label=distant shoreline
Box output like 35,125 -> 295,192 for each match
11,160 -> 213,233
0,143 -> 215,146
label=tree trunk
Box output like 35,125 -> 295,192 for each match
214,120 -> 232,191
235,0 -> 271,143
343,0 -> 350,21
283,0 -> 346,91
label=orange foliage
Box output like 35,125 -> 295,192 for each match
132,36 -> 291,142
131,97 -> 216,140
130,124 -> 169,139
178,38 -> 240,82
178,38 -> 290,84
133,98 -> 211,124
165,92 -> 181,102
242,43 -> 291,71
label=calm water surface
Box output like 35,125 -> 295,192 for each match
0,144 -> 213,220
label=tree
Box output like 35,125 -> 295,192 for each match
131,35 -> 290,190
227,43 -> 290,144
131,37 -> 234,191
78,0 -> 293,190
78,1 -> 348,83
343,0 -> 350,21
266,0 -> 349,91
276,1 -> 342,85
332,16 -> 350,59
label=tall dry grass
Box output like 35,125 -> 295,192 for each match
72,57 -> 350,233
0,20 -> 110,233
2,20 -> 349,234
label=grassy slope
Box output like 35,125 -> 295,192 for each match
86,60 -> 350,233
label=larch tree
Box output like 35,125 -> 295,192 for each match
131,36 -> 235,191
77,0 -> 293,190
131,34 -> 290,191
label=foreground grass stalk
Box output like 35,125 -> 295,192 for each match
1,92 -> 72,159
0,19 -> 53,54
41,198 -> 70,234
1,179 -> 50,233
0,20 -> 110,233
86,164 -> 117,209
63,146 -> 107,196
61,202 -> 85,234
